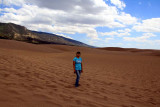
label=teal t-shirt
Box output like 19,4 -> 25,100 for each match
73,57 -> 82,70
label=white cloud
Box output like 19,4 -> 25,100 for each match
123,33 -> 156,42
123,33 -> 160,49
105,37 -> 114,42
115,12 -> 137,25
1,0 -> 25,6
100,31 -> 117,37
52,25 -> 99,39
0,0 -> 137,40
110,0 -> 126,10
133,18 -> 160,32
118,28 -> 131,32
100,28 -> 131,37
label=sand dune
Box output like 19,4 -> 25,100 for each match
0,39 -> 160,107
98,47 -> 160,56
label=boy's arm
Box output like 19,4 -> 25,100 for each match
73,61 -> 76,73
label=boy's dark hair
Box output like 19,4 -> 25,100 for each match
76,51 -> 81,54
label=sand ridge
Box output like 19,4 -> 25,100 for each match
0,39 -> 160,107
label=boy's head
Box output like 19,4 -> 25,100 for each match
76,51 -> 81,57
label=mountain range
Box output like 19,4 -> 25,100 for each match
0,22 -> 92,47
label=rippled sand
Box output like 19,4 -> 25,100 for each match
0,39 -> 160,107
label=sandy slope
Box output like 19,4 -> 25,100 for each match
0,39 -> 160,107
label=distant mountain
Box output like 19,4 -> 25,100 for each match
0,22 -> 93,47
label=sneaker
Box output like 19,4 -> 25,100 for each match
75,84 -> 80,87
75,85 -> 79,87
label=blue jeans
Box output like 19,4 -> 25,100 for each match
75,70 -> 81,86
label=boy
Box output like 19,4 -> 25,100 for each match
73,51 -> 83,87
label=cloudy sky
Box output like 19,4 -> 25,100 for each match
0,0 -> 160,49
